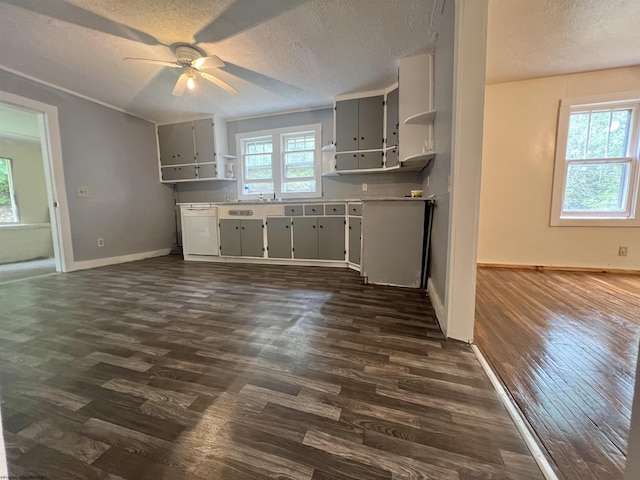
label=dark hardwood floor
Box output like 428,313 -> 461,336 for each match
475,267 -> 640,480
0,255 -> 542,479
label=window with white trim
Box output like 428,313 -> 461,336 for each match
237,124 -> 322,199
551,93 -> 640,226
0,158 -> 19,224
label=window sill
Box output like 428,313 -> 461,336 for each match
550,217 -> 640,227
0,223 -> 51,231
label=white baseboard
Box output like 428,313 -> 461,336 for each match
471,345 -> 558,480
427,277 -> 447,336
68,248 -> 171,272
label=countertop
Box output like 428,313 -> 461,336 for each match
177,196 -> 434,207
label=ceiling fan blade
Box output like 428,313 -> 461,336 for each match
192,55 -> 225,70
172,73 -> 189,96
199,71 -> 240,96
124,57 -> 180,68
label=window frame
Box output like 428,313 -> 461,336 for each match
551,91 -> 640,227
0,157 -> 19,224
236,124 -> 322,200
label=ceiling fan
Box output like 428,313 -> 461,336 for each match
124,45 -> 239,97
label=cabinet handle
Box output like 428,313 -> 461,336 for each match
332,208 -> 337,212
285,225 -> 289,229
235,226 -> 238,230
241,227 -> 245,230
361,137 -> 364,140
353,137 -> 357,141
312,225 -> 316,229
319,225 -> 324,229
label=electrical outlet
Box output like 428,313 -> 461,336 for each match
77,186 -> 89,197
97,238 -> 104,248
619,246 -> 628,256
362,183 -> 368,192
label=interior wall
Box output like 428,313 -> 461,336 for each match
423,0 -> 455,332
479,66 -> 640,270
0,138 -> 53,263
175,108 -> 422,204
0,69 -> 176,263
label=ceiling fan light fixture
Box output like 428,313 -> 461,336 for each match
187,76 -> 195,90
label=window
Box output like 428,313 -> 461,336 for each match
551,92 -> 640,226
0,158 -> 18,223
237,124 -> 321,199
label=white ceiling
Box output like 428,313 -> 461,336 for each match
0,0 -> 638,125
0,0 -> 442,123
487,0 -> 640,84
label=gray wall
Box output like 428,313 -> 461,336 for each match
176,108 -> 421,203
423,0 -> 455,323
0,69 -> 175,262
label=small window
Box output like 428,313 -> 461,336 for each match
551,93 -> 640,226
237,124 -> 322,199
0,158 -> 18,223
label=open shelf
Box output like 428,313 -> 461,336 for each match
161,177 -> 237,184
219,154 -> 236,160
400,152 -> 435,170
403,109 -> 436,125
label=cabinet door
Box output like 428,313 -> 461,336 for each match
267,217 -> 292,259
194,118 -> 216,163
240,219 -> 264,257
335,153 -> 359,171
292,217 -> 318,259
348,217 -> 362,265
318,217 -> 345,261
358,95 -> 384,150
196,164 -> 217,179
359,151 -> 384,169
219,219 -> 241,256
335,99 -> 359,152
158,122 -> 195,165
183,215 -> 218,256
385,148 -> 399,168
386,88 -> 399,147
161,166 -> 197,181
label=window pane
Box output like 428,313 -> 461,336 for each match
246,182 -> 274,194
283,180 -> 316,193
285,134 -> 314,151
608,109 -> 631,157
246,168 -> 272,180
0,158 -> 18,223
563,162 -> 629,212
286,166 -> 314,178
566,113 -> 589,159
586,111 -> 610,159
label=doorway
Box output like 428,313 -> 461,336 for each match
0,91 -> 73,278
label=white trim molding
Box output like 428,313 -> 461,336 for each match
68,248 -> 171,272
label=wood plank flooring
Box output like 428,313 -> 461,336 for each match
475,267 -> 640,480
0,255 -> 542,479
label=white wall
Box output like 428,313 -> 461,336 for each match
0,69 -> 176,263
479,66 -> 640,270
0,138 -> 53,263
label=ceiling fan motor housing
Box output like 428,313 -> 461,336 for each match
174,45 -> 201,67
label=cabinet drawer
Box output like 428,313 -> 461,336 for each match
325,204 -> 346,215
348,203 -> 362,216
161,165 -> 197,181
304,205 -> 324,216
285,205 -> 304,216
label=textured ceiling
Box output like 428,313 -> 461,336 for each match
487,0 -> 640,84
0,0 -> 442,123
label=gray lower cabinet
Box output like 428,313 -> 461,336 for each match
318,217 -> 345,260
348,217 -> 362,265
219,219 -> 264,257
293,217 -> 345,260
292,217 -> 318,259
267,217 -> 292,259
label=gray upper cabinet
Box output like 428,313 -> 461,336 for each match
386,87 -> 399,147
385,148 -> 399,168
158,121 -> 195,165
335,153 -> 359,171
358,95 -> 384,151
335,96 -> 384,152
293,217 -> 319,259
335,99 -> 359,152
161,165 -> 197,181
267,217 -> 292,259
318,217 -> 345,260
359,151 -> 384,170
193,118 -> 216,164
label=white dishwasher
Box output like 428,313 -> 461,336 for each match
181,206 -> 219,256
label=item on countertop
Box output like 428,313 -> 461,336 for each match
411,190 -> 423,198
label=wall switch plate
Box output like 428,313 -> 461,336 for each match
362,183 -> 368,192
97,238 -> 104,248
619,246 -> 628,256
77,186 -> 89,197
